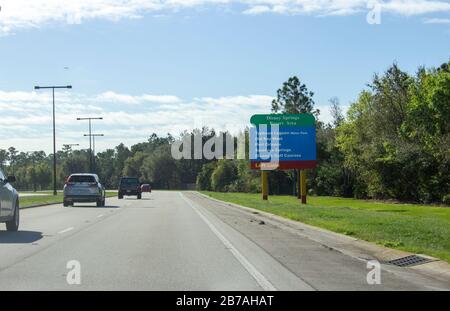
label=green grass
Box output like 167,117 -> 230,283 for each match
20,191 -> 118,208
201,191 -> 450,263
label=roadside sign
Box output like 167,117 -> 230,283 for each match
250,114 -> 317,170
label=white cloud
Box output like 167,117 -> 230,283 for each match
0,89 -> 340,153
0,90 -> 275,152
381,0 -> 450,15
243,5 -> 272,14
424,17 -> 450,23
1,0 -> 450,34
95,91 -> 181,105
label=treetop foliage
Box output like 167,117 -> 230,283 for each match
1,61 -> 448,204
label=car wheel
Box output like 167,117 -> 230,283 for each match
137,193 -> 142,200
118,192 -> 123,199
63,200 -> 69,207
6,200 -> 19,232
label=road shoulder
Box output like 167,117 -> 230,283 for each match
194,191 -> 450,290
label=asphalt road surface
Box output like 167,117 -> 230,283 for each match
0,191 -> 448,291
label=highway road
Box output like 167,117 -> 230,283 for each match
0,191 -> 448,291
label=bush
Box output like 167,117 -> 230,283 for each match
211,160 -> 238,192
443,194 -> 450,205
196,162 -> 217,191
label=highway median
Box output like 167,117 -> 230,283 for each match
20,191 -> 118,209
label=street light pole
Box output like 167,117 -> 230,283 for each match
84,134 -> 104,173
89,119 -> 92,169
52,88 -> 56,195
34,85 -> 72,196
77,117 -> 103,173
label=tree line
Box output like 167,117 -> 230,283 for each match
197,61 -> 449,204
1,61 -> 448,204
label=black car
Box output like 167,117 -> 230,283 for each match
118,177 -> 142,199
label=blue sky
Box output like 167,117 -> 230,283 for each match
0,1 -> 449,153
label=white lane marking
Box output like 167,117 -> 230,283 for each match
425,285 -> 450,291
58,227 -> 74,234
97,214 -> 104,218
180,193 -> 277,291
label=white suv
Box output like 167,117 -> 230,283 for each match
0,169 -> 19,232
63,173 -> 106,207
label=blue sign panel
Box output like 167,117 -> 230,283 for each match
250,126 -> 316,161
250,114 -> 317,170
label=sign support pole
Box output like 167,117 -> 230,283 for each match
262,171 -> 269,200
300,170 -> 307,204
297,169 -> 301,199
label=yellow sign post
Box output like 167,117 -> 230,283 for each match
262,171 -> 269,200
300,170 -> 307,204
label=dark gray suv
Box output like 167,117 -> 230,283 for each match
118,177 -> 142,200
0,169 -> 19,232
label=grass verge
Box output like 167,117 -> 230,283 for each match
20,191 -> 118,208
201,191 -> 450,263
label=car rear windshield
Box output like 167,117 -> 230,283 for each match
121,178 -> 139,185
69,175 -> 96,183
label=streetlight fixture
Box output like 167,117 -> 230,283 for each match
77,117 -> 103,173
34,85 -> 72,196
84,134 -> 104,173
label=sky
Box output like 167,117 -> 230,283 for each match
0,0 -> 449,154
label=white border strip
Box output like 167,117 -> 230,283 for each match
58,227 -> 74,234
180,192 -> 277,291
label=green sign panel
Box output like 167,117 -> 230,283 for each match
250,114 -> 315,127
